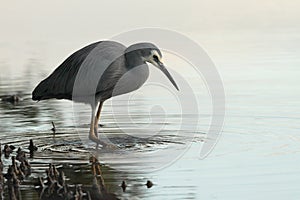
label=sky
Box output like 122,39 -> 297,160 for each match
0,0 -> 299,43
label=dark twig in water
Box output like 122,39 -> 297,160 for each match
75,185 -> 84,199
28,139 -> 38,158
52,165 -> 59,180
38,176 -> 45,188
121,180 -> 127,192
16,148 -> 26,162
1,141 -> 123,200
37,161 -> 119,200
51,121 -> 56,135
0,151 -> 3,199
0,143 -> 2,172
0,142 -> 32,200
3,144 -> 15,158
89,155 -> 119,199
4,165 -> 21,200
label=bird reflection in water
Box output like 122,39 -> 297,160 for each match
37,156 -> 119,200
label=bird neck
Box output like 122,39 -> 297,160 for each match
124,51 -> 145,70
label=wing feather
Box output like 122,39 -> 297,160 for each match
32,41 -> 127,102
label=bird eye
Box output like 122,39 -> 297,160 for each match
153,55 -> 159,61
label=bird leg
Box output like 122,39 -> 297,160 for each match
89,106 -> 99,143
89,102 -> 115,149
94,101 -> 104,136
89,118 -> 107,147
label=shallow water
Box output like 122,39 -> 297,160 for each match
1,29 -> 300,199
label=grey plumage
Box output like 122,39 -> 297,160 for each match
32,40 -> 178,146
32,41 -> 102,101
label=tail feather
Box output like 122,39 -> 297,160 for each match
32,79 -> 51,101
32,77 -> 72,101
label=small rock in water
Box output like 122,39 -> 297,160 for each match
146,180 -> 153,188
1,95 -> 21,104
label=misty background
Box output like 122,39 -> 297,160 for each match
0,0 -> 299,77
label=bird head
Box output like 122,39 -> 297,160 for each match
125,43 -> 179,91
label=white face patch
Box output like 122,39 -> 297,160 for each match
151,50 -> 161,61
144,50 -> 163,67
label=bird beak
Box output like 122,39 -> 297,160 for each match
154,60 -> 179,91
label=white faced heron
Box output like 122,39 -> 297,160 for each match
32,41 -> 179,147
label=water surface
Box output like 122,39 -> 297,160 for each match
1,30 -> 300,199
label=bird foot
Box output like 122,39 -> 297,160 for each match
89,135 -> 116,150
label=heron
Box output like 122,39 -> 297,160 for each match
32,41 -> 179,147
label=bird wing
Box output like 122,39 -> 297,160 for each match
32,41 -> 126,102
72,41 -> 126,102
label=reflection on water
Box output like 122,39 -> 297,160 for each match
0,132 -> 151,200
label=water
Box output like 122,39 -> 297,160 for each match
0,29 -> 300,199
